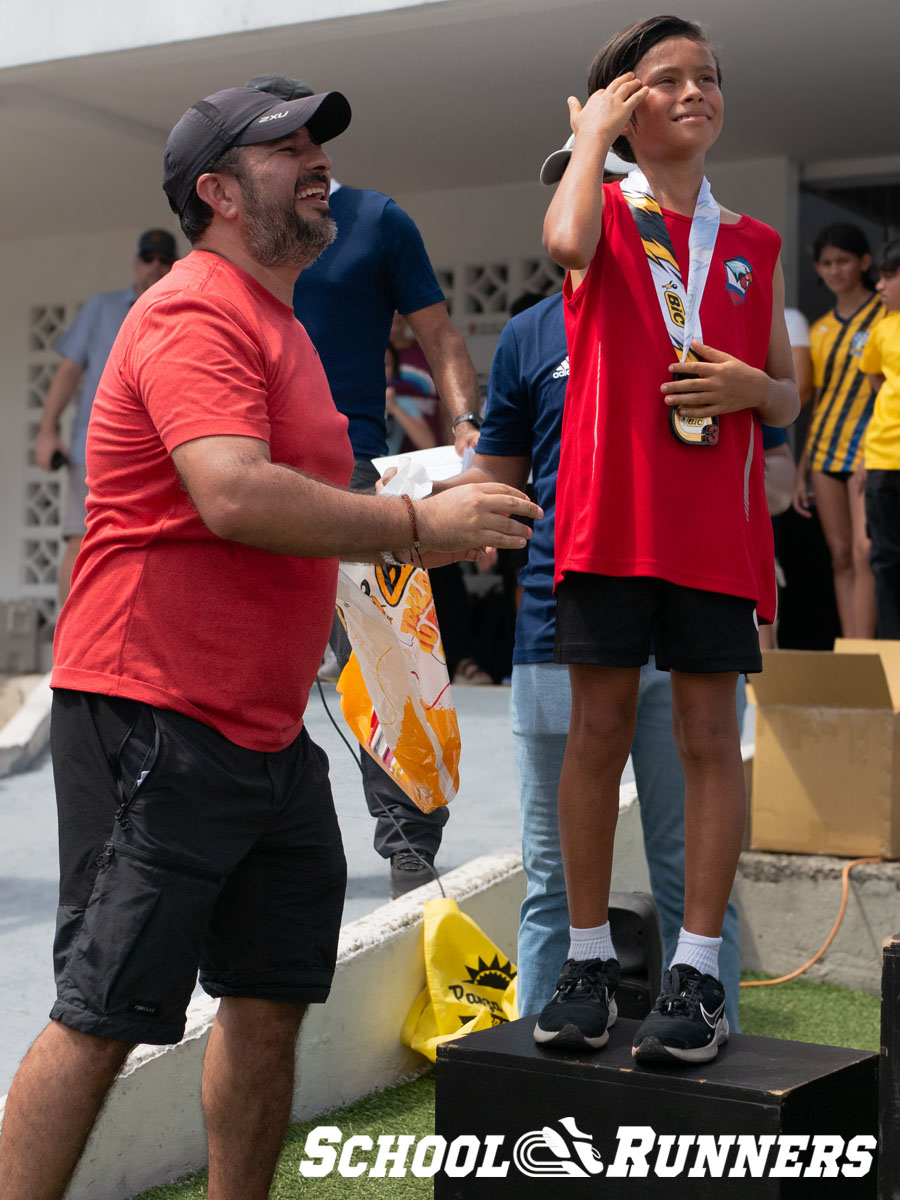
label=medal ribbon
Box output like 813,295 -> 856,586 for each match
619,168 -> 720,362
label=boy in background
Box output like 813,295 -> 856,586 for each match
861,239 -> 900,636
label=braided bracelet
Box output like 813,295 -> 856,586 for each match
401,494 -> 424,568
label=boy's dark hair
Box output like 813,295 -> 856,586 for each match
813,223 -> 872,262
877,237 -> 900,279
587,16 -> 721,164
878,236 -> 900,278
170,146 -> 243,243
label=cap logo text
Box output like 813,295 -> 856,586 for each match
259,111 -> 289,122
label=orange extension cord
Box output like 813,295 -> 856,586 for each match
739,856 -> 885,989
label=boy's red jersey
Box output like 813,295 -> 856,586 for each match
555,182 -> 780,622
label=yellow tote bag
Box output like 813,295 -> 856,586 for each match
401,897 -> 518,1063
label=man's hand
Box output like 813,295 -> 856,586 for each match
663,339 -> 772,418
566,73 -> 649,146
453,421 -> 480,457
34,428 -> 69,472
413,483 -> 541,555
34,356 -> 84,471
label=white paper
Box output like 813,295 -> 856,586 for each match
372,444 -> 472,488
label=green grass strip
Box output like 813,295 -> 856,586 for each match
131,974 -> 881,1198
739,970 -> 880,1052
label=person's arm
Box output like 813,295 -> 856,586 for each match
789,384 -> 823,517
169,434 -> 540,560
664,258 -> 800,428
792,345 -> 813,409
543,74 -> 648,269
432,453 -> 532,494
405,302 -> 481,456
764,443 -> 797,516
34,358 -> 84,469
385,390 -> 437,451
867,373 -> 886,395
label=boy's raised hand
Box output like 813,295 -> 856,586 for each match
567,73 -> 649,147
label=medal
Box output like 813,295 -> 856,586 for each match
620,170 -> 721,446
669,362 -> 719,445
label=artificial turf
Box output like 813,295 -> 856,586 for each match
130,973 -> 881,1199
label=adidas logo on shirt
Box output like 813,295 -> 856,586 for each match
552,356 -> 570,380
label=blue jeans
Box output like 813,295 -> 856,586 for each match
511,660 -> 742,1031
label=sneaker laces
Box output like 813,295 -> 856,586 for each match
657,968 -> 702,1017
557,961 -> 615,999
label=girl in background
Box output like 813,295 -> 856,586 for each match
792,224 -> 881,637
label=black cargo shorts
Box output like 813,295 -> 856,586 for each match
50,689 -> 347,1045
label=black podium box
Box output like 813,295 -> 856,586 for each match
435,1016 -> 877,1198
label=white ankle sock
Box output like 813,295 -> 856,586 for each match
671,927 -> 722,978
568,922 -> 616,962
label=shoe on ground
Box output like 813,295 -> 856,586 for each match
452,657 -> 493,685
390,849 -> 436,899
533,957 -> 620,1050
632,963 -> 729,1064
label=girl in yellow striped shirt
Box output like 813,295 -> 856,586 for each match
792,224 -> 881,637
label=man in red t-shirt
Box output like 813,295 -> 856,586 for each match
0,86 -> 540,1200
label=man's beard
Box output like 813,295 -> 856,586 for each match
238,172 -> 337,271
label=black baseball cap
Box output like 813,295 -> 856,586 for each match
163,86 -> 351,214
137,229 -> 177,259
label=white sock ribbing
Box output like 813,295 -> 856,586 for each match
671,927 -> 722,979
568,922 -> 616,962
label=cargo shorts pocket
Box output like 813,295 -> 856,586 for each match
53,840 -> 223,1044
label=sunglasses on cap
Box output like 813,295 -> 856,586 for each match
139,250 -> 174,265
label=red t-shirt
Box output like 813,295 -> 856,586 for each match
52,251 -> 354,751
555,182 -> 780,622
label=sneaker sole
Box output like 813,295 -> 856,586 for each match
632,1027 -> 728,1065
533,1002 -> 617,1051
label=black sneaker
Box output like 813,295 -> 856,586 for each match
533,958 -> 620,1050
389,850 -> 435,899
632,964 -> 728,1064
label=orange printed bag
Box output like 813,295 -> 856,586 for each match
335,562 -> 460,813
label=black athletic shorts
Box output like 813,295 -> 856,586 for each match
554,573 -> 762,674
50,690 -> 347,1045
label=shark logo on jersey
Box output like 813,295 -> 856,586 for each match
552,356 -> 570,380
724,256 -> 753,305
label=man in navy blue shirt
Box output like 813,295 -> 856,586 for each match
248,75 -> 482,897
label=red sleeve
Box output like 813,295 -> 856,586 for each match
126,293 -> 272,452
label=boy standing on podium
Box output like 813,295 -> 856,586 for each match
535,15 -> 798,1063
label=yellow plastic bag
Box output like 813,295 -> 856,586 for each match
335,562 -> 460,813
401,897 -> 518,1062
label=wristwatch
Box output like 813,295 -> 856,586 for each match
452,410 -> 482,431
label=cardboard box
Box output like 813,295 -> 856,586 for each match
749,640 -> 900,858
